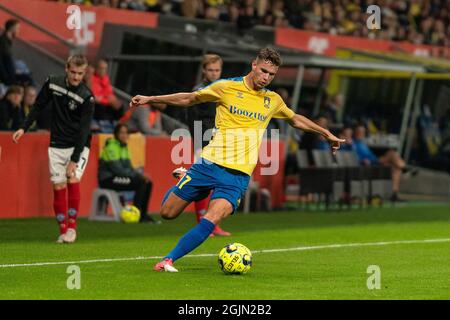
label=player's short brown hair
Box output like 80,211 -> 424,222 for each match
256,47 -> 282,67
66,54 -> 88,68
202,54 -> 223,69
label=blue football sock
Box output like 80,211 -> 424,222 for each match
165,218 -> 215,262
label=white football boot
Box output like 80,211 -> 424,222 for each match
63,228 -> 77,243
56,234 -> 66,244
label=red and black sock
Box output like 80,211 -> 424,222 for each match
53,188 -> 68,235
67,183 -> 80,230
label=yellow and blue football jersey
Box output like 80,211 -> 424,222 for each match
194,76 -> 295,175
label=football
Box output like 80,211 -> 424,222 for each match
120,205 -> 140,223
218,243 -> 252,274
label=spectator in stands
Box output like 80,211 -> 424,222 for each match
67,0 -> 449,49
353,124 -> 412,202
220,0 -> 240,23
91,59 -> 123,132
120,102 -> 169,136
322,92 -> 344,127
146,0 -> 163,12
0,85 -> 23,130
0,19 -> 20,85
267,87 -> 289,136
299,115 -> 330,163
269,0 -> 290,27
98,123 -> 157,223
237,0 -> 258,34
178,0 -> 201,18
10,85 -> 37,131
83,64 -> 95,89
122,0 -> 147,11
337,126 -> 354,152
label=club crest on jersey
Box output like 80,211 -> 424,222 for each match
264,96 -> 271,108
68,99 -> 78,110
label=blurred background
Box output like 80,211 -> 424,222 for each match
0,0 -> 449,219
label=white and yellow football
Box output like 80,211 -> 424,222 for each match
218,243 -> 252,274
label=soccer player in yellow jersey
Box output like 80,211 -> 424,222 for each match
130,47 -> 345,272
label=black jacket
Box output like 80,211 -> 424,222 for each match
0,33 -> 15,85
0,98 -> 13,130
21,75 -> 94,162
185,80 -> 217,149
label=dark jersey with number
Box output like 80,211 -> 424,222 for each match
21,75 -> 94,163
186,80 -> 217,149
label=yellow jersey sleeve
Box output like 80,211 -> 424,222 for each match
194,80 -> 227,103
273,100 -> 295,119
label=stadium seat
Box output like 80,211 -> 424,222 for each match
312,150 -> 347,209
240,178 -> 272,213
89,188 -> 124,222
296,150 -> 334,209
335,151 -> 369,208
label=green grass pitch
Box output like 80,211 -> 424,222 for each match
1,204 -> 449,299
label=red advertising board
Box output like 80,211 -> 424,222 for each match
0,133 -> 286,218
0,0 -> 158,59
276,28 -> 450,59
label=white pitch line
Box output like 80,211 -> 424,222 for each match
1,238 -> 450,269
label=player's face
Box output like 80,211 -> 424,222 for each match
251,59 -> 278,90
203,61 -> 222,83
66,64 -> 87,87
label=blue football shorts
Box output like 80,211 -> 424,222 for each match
171,158 -> 250,213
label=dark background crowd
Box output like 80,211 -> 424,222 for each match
55,0 -> 450,47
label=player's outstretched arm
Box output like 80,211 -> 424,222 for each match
129,92 -> 198,108
289,114 -> 345,155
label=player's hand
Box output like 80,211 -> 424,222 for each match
12,129 -> 24,144
66,161 -> 77,179
326,134 -> 346,155
129,95 -> 150,108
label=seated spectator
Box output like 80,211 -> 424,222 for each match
10,85 -> 37,131
83,64 -> 95,89
322,92 -> 344,129
237,0 -> 258,34
338,126 -> 354,152
353,124 -> 414,202
299,115 -> 330,163
220,0 -> 239,23
90,59 -> 123,132
0,85 -> 23,130
120,103 -> 168,136
98,123 -> 157,223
